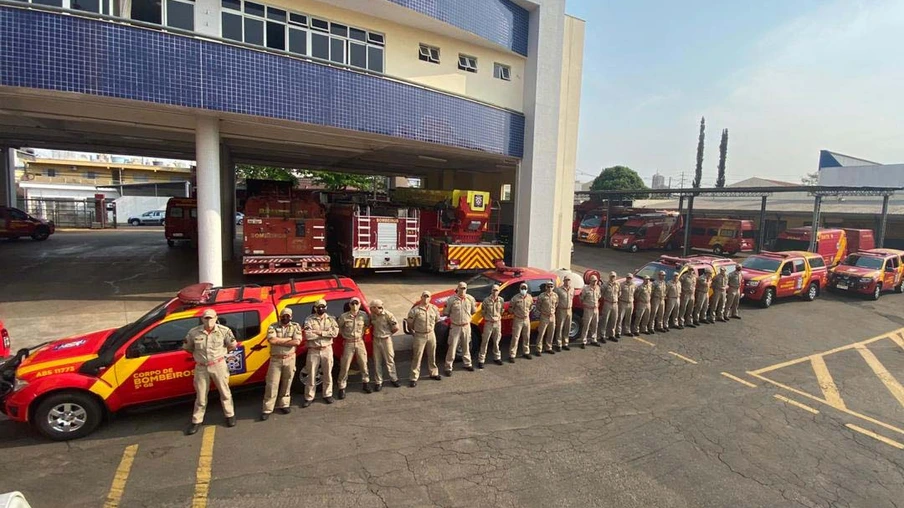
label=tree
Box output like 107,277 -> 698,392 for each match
693,116 -> 705,188
235,164 -> 297,183
590,166 -> 649,196
309,171 -> 381,191
801,172 -> 819,186
715,128 -> 728,188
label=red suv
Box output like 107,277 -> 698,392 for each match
0,276 -> 371,440
0,206 -> 55,241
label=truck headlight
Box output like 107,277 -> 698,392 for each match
622,239 -> 628,244
747,280 -> 760,287
859,277 -> 873,283
13,377 -> 28,392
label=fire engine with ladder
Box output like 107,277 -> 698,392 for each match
326,194 -> 422,273
393,188 -> 504,273
242,180 -> 331,275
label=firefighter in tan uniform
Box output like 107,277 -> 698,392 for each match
579,275 -> 601,348
726,263 -> 743,320
679,270 -> 697,328
260,308 -> 302,421
478,285 -> 504,368
406,291 -> 442,387
554,276 -> 575,351
369,299 -> 401,391
651,271 -> 667,333
693,272 -> 712,325
337,297 -> 372,398
710,267 -> 728,322
183,309 -> 237,436
442,282 -> 477,376
598,271 -> 619,343
665,273 -> 681,330
617,274 -> 635,338
633,276 -> 653,335
535,283 -> 558,355
302,299 -> 339,407
509,283 -> 534,361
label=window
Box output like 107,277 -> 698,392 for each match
217,311 -> 261,341
499,285 -> 521,301
46,168 -> 57,177
793,259 -> 806,273
493,63 -> 511,81
288,298 -> 356,321
719,229 -> 737,238
527,278 -> 552,296
169,207 -> 184,219
28,0 -> 113,14
706,228 -> 718,236
691,227 -> 705,236
132,0 -> 194,30
500,183 -> 512,202
780,262 -> 793,276
458,54 -> 478,73
8,208 -> 29,220
130,317 -> 197,356
742,230 -> 757,239
190,208 -> 198,218
808,256 -> 825,269
85,171 -> 97,179
418,44 -> 440,64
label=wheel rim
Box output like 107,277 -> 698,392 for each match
875,287 -> 880,299
47,402 -> 88,433
809,285 -> 817,299
569,318 -> 581,339
298,365 -> 323,387
765,291 -> 773,305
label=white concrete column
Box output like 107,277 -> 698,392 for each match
219,144 -> 235,262
196,117 -> 223,286
0,148 -> 15,209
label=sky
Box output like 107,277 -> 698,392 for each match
566,0 -> 904,186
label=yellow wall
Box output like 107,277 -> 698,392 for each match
20,163 -> 191,186
258,0 -> 525,112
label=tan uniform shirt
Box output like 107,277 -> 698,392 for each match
581,284 -> 602,309
554,286 -> 574,310
510,293 -> 533,319
304,314 -> 339,349
601,281 -> 619,303
666,280 -> 681,299
696,275 -> 711,295
618,281 -> 635,303
712,272 -> 727,292
371,310 -> 398,339
407,303 -> 440,334
728,271 -> 742,289
338,310 -> 370,341
184,324 -> 237,365
481,296 -> 504,322
266,322 -> 302,356
442,294 -> 477,326
651,280 -> 666,302
680,272 -> 696,295
634,283 -> 652,304
537,292 -> 558,317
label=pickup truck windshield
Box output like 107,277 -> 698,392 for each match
840,255 -> 884,270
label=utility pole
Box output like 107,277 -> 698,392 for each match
668,177 -> 672,189
678,171 -> 686,189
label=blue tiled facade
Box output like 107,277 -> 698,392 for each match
0,6 -> 525,158
387,0 -> 529,57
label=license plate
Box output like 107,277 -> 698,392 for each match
836,283 -> 848,290
172,233 -> 183,237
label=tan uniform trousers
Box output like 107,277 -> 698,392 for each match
651,298 -> 665,330
618,302 -> 634,335
555,308 -> 572,347
478,321 -> 502,363
633,304 -> 651,334
372,337 -> 398,385
665,298 -> 680,328
599,302 -> 618,340
510,318 -> 531,356
445,324 -> 473,371
262,355 -> 296,413
680,294 -> 695,325
580,310 -> 599,344
304,347 -> 334,401
726,288 -> 741,318
710,291 -> 726,320
338,339 -> 369,390
192,360 -> 234,424
410,332 -> 439,381
694,292 -> 709,322
537,316 -> 556,351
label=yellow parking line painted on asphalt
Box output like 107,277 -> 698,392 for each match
721,372 -> 757,388
633,337 -> 656,347
103,444 -> 138,508
845,424 -> 904,450
889,331 -> 904,351
810,355 -> 846,410
668,352 -> 698,365
773,394 -> 819,415
855,344 -> 904,409
192,426 -> 216,508
749,330 -> 899,376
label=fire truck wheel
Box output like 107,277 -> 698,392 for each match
629,244 -> 639,253
804,282 -> 819,301
34,391 -> 104,441
568,313 -> 582,341
760,288 -> 775,308
871,284 -> 882,301
712,245 -> 724,256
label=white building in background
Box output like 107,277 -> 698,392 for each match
818,150 -> 904,187
651,172 -> 666,189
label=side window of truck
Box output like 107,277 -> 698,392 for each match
793,259 -> 806,273
780,263 -> 792,276
808,257 -> 825,269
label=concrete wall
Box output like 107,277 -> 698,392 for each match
819,164 -> 904,187
114,196 -> 171,223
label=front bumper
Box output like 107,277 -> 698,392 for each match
827,277 -> 876,295
743,284 -> 767,301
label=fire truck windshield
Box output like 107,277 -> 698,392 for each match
619,225 -> 639,235
840,255 -> 884,269
580,216 -> 601,228
465,275 -> 499,301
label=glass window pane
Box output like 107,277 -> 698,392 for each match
244,17 -> 264,45
349,42 -> 366,69
289,27 -> 307,55
311,32 -> 329,59
368,32 -> 384,45
221,0 -> 240,11
72,0 -> 101,13
244,1 -> 264,17
267,7 -> 286,21
130,0 -> 161,24
330,23 -> 347,37
222,12 -> 242,41
266,20 -> 285,50
367,46 -> 383,73
349,27 -> 366,42
32,0 -> 64,7
166,0 -> 194,31
311,17 -> 328,31
330,37 -> 345,64
289,13 -> 307,26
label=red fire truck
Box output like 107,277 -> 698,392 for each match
327,199 -> 421,272
242,180 -> 330,275
394,189 -> 504,272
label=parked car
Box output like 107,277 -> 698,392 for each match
828,249 -> 904,300
236,212 -> 244,225
741,251 -> 828,307
631,254 -> 737,292
0,206 -> 54,241
0,275 -> 371,440
128,210 -> 165,226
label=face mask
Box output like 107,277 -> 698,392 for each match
280,316 -> 291,325
520,289 -> 528,296
316,307 -> 326,315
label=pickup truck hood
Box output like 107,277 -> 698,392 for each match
832,266 -> 880,278
741,268 -> 775,283
16,329 -> 115,379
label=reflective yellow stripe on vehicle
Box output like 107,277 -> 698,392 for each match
447,246 -> 504,270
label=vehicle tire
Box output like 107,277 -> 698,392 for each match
804,282 -> 818,301
167,240 -> 175,247
629,244 -> 639,253
31,226 -> 50,241
568,312 -> 582,342
760,288 -> 775,308
160,220 -> 165,227
129,219 -> 140,226
713,245 -> 723,256
895,282 -> 903,294
34,391 -> 103,441
871,284 -> 881,301
294,353 -> 323,393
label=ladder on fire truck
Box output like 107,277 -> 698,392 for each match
353,205 -> 420,250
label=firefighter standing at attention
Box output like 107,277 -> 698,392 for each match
554,276 -> 575,351
369,299 -> 401,391
633,276 -> 653,335
665,272 -> 681,330
726,263 -> 743,320
406,291 -> 442,387
710,267 -> 728,322
599,271 -> 619,343
260,307 -> 302,421
680,270 -> 697,328
477,285 -> 505,368
579,275 -> 601,347
536,282 -> 558,355
617,273 -> 635,338
694,271 -> 713,325
651,271 -> 667,333
509,283 -> 534,361
183,309 -> 237,436
442,282 -> 477,376
301,299 -> 339,407
336,297 -> 372,399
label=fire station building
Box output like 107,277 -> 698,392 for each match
0,0 -> 585,285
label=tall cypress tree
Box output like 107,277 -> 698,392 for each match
693,117 -> 705,188
716,128 -> 728,188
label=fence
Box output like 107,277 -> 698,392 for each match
19,197 -> 117,228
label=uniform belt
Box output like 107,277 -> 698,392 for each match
199,356 -> 225,367
451,322 -> 470,327
343,337 -> 363,342
374,335 -> 393,340
308,345 -> 329,351
484,318 -> 499,323
514,315 -> 529,319
619,300 -> 632,304
270,353 -> 295,359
